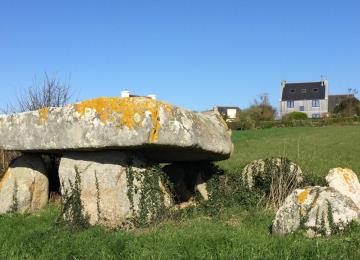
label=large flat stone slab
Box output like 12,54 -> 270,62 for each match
0,97 -> 233,162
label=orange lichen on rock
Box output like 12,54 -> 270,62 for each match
343,172 -> 350,184
75,97 -> 122,124
38,107 -> 49,125
75,97 -> 173,142
297,189 -> 309,204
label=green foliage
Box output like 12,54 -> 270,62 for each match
227,104 -> 276,130
94,171 -> 101,223
230,115 -> 360,130
125,162 -> 135,213
58,166 -> 89,230
243,157 -> 303,209
126,164 -> 173,228
2,205 -> 360,259
287,111 -> 308,120
334,97 -> 360,116
9,181 -> 19,213
200,169 -> 263,216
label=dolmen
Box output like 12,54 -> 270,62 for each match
0,96 -> 233,228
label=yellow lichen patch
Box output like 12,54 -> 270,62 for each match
38,107 -> 49,125
75,97 -> 122,124
299,208 -> 305,216
74,97 -> 173,142
343,172 -> 350,184
297,189 -> 310,204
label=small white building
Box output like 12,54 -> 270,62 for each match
280,80 -> 329,118
214,106 -> 241,122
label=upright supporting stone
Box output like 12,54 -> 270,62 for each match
0,154 -> 48,214
58,151 -> 172,228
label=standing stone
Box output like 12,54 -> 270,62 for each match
0,154 -> 48,214
242,157 -> 303,190
58,151 -> 172,228
241,157 -> 303,209
326,168 -> 360,208
272,186 -> 360,236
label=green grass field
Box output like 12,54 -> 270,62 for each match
1,125 -> 360,259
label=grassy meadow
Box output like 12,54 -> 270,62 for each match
1,125 -> 360,259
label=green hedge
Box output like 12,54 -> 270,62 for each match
228,116 -> 360,130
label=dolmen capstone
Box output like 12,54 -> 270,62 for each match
0,96 -> 233,228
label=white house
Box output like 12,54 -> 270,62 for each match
280,80 -> 329,118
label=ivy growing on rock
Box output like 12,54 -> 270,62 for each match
125,164 -> 173,228
94,171 -> 101,223
57,166 -> 89,230
9,180 -> 19,213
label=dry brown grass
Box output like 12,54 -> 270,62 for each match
0,150 -> 21,177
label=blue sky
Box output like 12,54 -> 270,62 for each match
1,0 -> 359,111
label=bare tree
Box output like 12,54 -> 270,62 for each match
5,72 -> 72,113
17,72 -> 72,111
0,73 -> 72,179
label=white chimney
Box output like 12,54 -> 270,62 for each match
148,94 -> 156,100
121,90 -> 130,98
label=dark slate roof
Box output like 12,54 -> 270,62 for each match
282,82 -> 326,101
216,106 -> 241,114
328,94 -> 355,113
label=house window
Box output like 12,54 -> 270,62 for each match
312,88 -> 319,93
312,99 -> 320,107
299,106 -> 305,111
287,101 -> 294,108
301,89 -> 307,94
290,89 -> 296,94
312,113 -> 321,118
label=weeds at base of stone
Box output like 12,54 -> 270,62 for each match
56,166 -> 90,231
9,180 -> 19,214
125,164 -> 174,229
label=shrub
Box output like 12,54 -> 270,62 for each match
334,97 -> 360,116
286,112 -> 308,120
188,166 -> 264,217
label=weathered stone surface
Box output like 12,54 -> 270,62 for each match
272,186 -> 360,236
59,151 -> 172,228
326,168 -> 360,209
0,97 -> 233,162
241,157 -> 303,209
242,157 -> 303,190
0,154 -> 48,214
